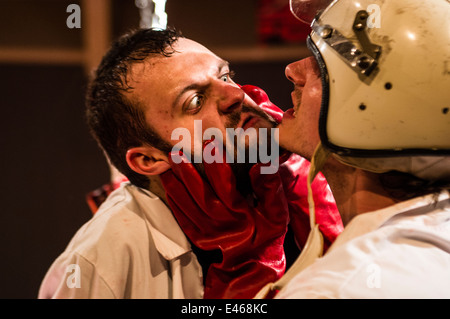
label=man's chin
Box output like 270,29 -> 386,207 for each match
277,120 -> 303,156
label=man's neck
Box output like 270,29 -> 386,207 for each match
322,157 -> 398,226
147,175 -> 169,206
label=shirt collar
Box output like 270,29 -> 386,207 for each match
125,183 -> 193,261
328,190 -> 450,252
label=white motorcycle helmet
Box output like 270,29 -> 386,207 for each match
290,0 -> 450,181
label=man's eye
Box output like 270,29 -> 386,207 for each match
220,71 -> 235,83
220,74 -> 230,82
185,94 -> 204,112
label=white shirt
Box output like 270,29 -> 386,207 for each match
277,190 -> 450,299
38,182 -> 204,299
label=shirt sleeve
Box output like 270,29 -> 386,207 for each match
38,252 -> 116,299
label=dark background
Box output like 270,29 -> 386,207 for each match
0,0 -> 310,298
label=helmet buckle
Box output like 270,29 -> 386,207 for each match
313,9 -> 382,76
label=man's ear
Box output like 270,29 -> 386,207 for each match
126,146 -> 170,176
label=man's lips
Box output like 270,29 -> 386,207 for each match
239,113 -> 261,130
283,108 -> 296,120
282,89 -> 302,120
242,115 -> 259,130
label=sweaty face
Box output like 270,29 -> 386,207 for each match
127,38 -> 276,164
278,56 -> 323,161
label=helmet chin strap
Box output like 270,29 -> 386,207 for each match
254,142 -> 331,298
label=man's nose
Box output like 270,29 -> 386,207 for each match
285,60 -> 306,86
214,82 -> 245,114
286,56 -> 319,86
286,56 -> 320,85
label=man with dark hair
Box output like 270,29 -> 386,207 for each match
85,28 -> 179,189
38,28 -> 342,299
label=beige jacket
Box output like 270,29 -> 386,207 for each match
277,190 -> 450,298
38,183 -> 204,299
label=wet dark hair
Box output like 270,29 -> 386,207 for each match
86,28 -> 182,188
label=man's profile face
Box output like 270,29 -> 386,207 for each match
126,38 -> 276,163
278,56 -> 323,161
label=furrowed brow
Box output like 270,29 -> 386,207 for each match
171,59 -> 230,110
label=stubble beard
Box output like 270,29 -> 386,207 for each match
158,104 -> 278,198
